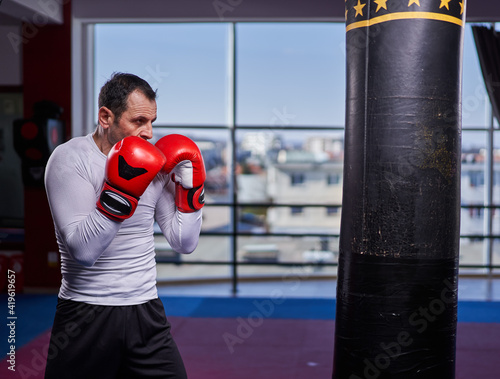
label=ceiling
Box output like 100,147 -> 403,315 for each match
1,0 -> 500,25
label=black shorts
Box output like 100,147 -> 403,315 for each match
44,298 -> 187,379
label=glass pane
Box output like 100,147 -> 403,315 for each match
458,266 -> 490,276
237,206 -> 268,233
462,130 -> 486,153
156,236 -> 232,281
236,23 -> 345,127
94,23 -> 231,126
461,131 -> 486,214
267,206 -> 341,235
462,25 -> 491,128
459,238 -> 487,267
460,208 -> 485,236
236,129 -> 344,206
493,239 -> 500,267
235,205 -> 342,235
202,206 -> 231,233
157,263 -> 231,281
152,127 -> 232,204
238,235 -> 339,264
237,263 -> 338,282
461,131 -> 487,240
494,131 -> 500,205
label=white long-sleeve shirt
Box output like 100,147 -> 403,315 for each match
44,133 -> 202,305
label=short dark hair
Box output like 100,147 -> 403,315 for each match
98,72 -> 157,120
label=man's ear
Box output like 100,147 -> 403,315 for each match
98,106 -> 114,129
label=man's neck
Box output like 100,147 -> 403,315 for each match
92,128 -> 111,155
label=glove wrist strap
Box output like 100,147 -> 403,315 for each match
175,182 -> 205,213
97,182 -> 139,221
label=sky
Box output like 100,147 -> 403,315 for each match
94,22 -> 492,150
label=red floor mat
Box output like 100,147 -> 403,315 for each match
1,319 -> 499,379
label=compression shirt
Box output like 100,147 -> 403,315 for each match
44,133 -> 202,305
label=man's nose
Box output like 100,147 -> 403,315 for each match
140,123 -> 153,140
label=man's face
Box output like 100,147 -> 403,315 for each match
107,90 -> 157,146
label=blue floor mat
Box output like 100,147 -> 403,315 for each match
162,296 -> 500,322
162,296 -> 336,320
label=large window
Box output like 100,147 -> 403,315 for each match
94,22 -> 499,288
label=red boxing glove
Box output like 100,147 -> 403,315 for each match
97,136 -> 166,221
155,134 -> 206,213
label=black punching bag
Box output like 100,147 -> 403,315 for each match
334,1 -> 465,378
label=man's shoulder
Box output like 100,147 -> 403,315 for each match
52,134 -> 96,157
48,133 -> 102,169
58,134 -> 92,150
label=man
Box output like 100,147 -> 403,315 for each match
44,72 -> 205,378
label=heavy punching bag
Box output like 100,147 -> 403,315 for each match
334,1 -> 466,378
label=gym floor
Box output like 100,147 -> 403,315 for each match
1,277 -> 499,378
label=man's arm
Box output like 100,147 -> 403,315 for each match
155,177 -> 202,254
45,145 -> 121,267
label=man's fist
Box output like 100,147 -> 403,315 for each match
97,136 -> 166,221
155,134 -> 206,213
